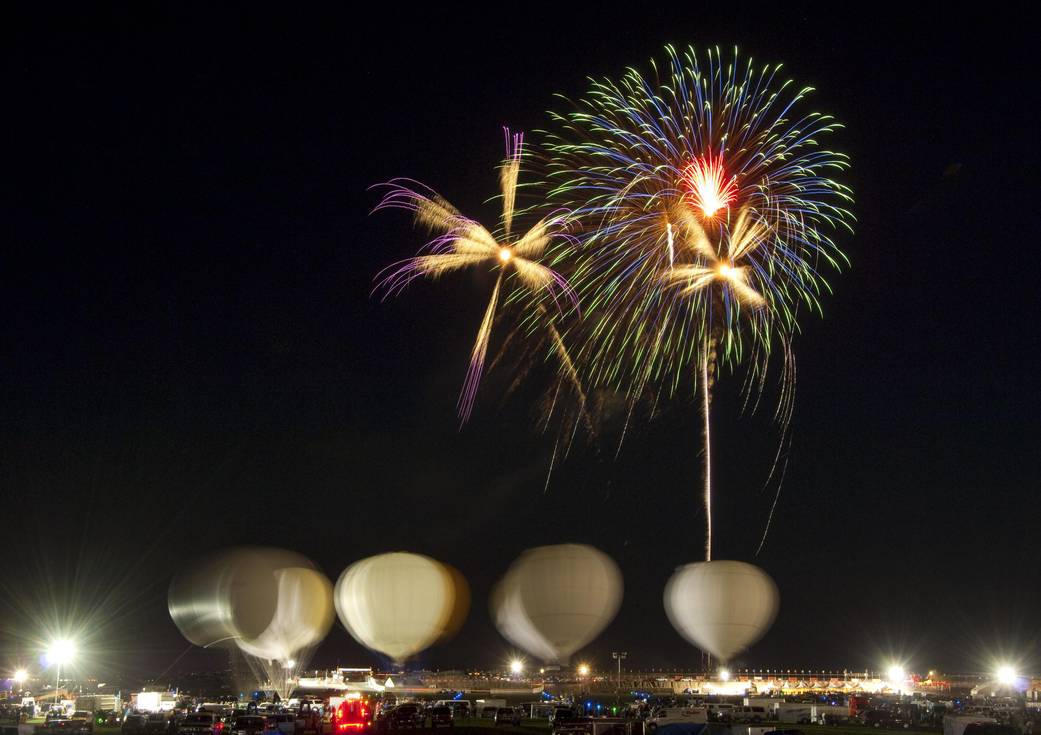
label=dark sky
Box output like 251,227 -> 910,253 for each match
4,5 -> 1039,682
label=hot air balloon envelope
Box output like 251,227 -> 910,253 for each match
334,552 -> 468,663
664,560 -> 779,663
491,543 -> 623,664
168,547 -> 318,649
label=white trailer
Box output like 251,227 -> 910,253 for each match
743,698 -> 783,709
811,704 -> 850,724
774,703 -> 812,724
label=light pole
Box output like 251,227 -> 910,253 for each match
47,640 -> 76,707
612,652 -> 627,692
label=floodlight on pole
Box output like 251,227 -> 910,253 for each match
47,639 -> 76,702
612,652 -> 627,691
509,659 -> 523,676
14,669 -> 28,685
996,665 -> 1017,686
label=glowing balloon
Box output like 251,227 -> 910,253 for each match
236,566 -> 335,661
664,560 -> 779,663
169,547 -> 335,700
168,547 -> 319,649
491,544 -> 623,664
334,552 -> 469,663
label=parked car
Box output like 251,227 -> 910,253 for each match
551,708 -> 576,727
123,715 -> 148,735
145,714 -> 169,735
177,713 -> 222,735
266,714 -> 296,735
44,718 -> 92,735
861,710 -> 910,729
494,709 -> 520,727
93,711 -> 119,727
448,703 -> 470,720
386,706 -> 422,730
428,707 -> 453,729
229,717 -> 267,735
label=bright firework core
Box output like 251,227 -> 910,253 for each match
498,247 -> 512,263
683,153 -> 737,217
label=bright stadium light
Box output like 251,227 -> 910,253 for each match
48,639 -> 77,667
887,664 -> 906,684
14,669 -> 28,684
577,663 -> 590,677
719,668 -> 731,682
509,659 -> 523,675
996,665 -> 1017,685
47,639 -> 77,700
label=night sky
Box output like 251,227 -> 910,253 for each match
4,6 -> 1039,681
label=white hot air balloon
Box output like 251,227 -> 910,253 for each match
168,547 -> 335,698
334,552 -> 468,663
491,544 -> 623,664
236,566 -> 334,662
168,547 -> 319,649
663,560 -> 779,663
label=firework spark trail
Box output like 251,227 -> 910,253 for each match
543,434 -> 560,494
542,313 -> 596,438
458,273 -> 503,423
755,342 -> 797,555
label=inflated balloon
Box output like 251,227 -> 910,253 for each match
169,547 -> 334,662
440,563 -> 471,641
491,544 -> 623,664
664,560 -> 779,663
168,546 -> 335,700
236,566 -> 335,662
334,552 -> 469,663
168,547 -> 319,649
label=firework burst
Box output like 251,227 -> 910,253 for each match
373,129 -> 577,423
540,45 -> 854,557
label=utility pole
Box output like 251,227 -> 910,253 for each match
612,652 -> 628,692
